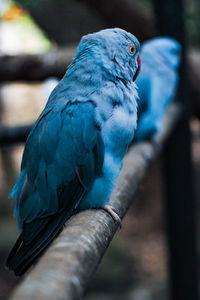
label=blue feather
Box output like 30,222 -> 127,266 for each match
135,37 -> 182,141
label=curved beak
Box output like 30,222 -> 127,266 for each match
133,54 -> 141,81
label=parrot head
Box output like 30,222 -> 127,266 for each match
71,28 -> 141,83
141,37 -> 182,69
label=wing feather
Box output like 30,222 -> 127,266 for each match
6,100 -> 104,276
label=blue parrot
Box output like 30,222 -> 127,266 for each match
6,28 -> 140,276
134,37 -> 181,141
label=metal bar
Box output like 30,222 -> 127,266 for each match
163,115 -> 198,300
153,0 -> 199,299
10,102 -> 182,300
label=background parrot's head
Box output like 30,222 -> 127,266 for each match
71,28 -> 141,83
141,37 -> 182,69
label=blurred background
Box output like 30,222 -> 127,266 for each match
0,0 -> 200,299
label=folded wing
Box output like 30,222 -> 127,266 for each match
6,100 -> 104,276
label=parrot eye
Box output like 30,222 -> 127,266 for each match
128,44 -> 136,55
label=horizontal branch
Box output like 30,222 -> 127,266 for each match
0,124 -> 33,147
0,46 -> 75,82
10,102 -> 182,300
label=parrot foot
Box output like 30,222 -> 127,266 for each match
102,204 -> 122,229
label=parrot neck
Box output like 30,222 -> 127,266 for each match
47,54 -> 136,107
66,51 -> 134,88
62,58 -> 123,100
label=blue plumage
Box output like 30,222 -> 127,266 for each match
135,37 -> 181,141
7,28 -> 140,276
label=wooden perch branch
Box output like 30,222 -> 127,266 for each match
0,124 -> 33,147
10,102 -> 182,300
0,47 -> 75,82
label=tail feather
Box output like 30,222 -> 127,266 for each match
6,209 -> 72,276
6,172 -> 86,276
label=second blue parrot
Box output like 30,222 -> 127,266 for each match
135,37 -> 181,141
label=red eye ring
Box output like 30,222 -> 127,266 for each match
128,44 -> 136,55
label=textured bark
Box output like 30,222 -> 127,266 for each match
10,102 -> 182,300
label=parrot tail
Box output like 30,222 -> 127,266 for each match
6,209 -> 72,276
